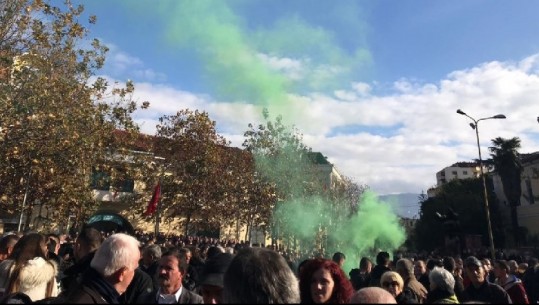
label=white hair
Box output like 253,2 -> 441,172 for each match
429,267 -> 455,292
91,233 -> 140,277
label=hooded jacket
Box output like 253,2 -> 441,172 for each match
1,257 -> 59,302
496,274 -> 529,304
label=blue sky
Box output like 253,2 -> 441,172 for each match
70,0 -> 539,195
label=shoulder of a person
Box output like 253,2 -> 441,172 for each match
183,289 -> 203,304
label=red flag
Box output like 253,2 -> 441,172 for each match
145,183 -> 161,216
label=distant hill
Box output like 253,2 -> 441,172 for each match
378,193 -> 421,219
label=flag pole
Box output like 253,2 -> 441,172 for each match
155,176 -> 161,237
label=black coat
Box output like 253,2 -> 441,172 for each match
461,281 -> 512,304
64,268 -> 122,304
368,265 -> 391,287
60,251 -> 95,295
120,268 -> 153,304
349,268 -> 370,290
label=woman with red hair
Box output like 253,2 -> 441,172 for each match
299,258 -> 354,304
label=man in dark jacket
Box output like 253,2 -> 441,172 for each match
522,257 -> 538,304
60,226 -> 103,295
140,244 -> 162,291
369,251 -> 392,287
349,257 -> 372,290
120,268 -> 154,304
66,233 -> 141,304
460,256 -> 512,304
443,256 -> 465,301
140,249 -> 203,304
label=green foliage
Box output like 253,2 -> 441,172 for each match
0,0 -> 146,230
414,178 -> 505,252
488,137 -> 522,245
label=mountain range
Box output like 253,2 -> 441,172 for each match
378,193 -> 422,219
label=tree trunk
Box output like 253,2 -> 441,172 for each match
510,205 -> 520,246
184,214 -> 191,236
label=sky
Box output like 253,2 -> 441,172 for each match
71,0 -> 539,195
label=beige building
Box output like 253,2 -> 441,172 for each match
492,152 -> 539,236
428,162 -> 485,197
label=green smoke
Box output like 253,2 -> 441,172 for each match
156,0 -> 291,114
275,190 -> 406,275
119,1 -> 372,121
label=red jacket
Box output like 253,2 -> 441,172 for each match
497,275 -> 529,304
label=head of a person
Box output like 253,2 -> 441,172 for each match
426,258 -> 442,271
359,257 -> 372,273
298,259 -> 313,277
178,247 -> 192,264
349,287 -> 397,304
376,251 -> 391,267
8,233 -> 48,265
223,247 -> 300,304
75,226 -> 102,261
518,263 -> 528,275
455,257 -> 463,269
299,258 -> 354,304
142,244 -> 162,266
480,258 -> 492,272
414,260 -> 426,278
199,253 -> 233,304
46,234 -> 60,255
380,271 -> 404,298
443,256 -> 456,273
429,267 -> 455,293
395,258 -> 414,281
90,233 -> 140,295
464,256 -> 485,286
158,249 -> 189,294
206,245 -> 225,260
493,260 -> 510,279
332,252 -> 346,267
0,234 -> 20,260
508,260 -> 518,275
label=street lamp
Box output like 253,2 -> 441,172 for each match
456,109 -> 506,260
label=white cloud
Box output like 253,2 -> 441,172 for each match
257,53 -> 304,80
121,54 -> 539,195
101,41 -> 167,82
352,82 -> 372,96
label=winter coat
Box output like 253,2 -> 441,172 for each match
425,288 -> 459,304
349,268 -> 370,290
369,265 -> 391,287
496,274 -> 529,304
404,278 -> 428,303
461,281 -> 512,304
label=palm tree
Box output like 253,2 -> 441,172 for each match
488,137 -> 523,246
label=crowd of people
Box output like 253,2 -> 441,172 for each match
0,227 -> 538,304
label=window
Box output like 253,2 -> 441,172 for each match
452,171 -> 458,175
90,168 -> 111,191
463,170 -> 468,175
113,177 -> 135,192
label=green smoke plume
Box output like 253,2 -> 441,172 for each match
274,190 -> 406,275
119,1 -> 372,122
156,0 -> 291,115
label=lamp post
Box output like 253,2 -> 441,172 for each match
456,109 -> 506,260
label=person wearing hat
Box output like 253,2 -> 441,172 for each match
460,256 -> 512,304
198,253 -> 233,304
